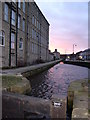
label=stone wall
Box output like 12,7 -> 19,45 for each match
64,60 -> 90,68
22,60 -> 60,77
1,2 -> 27,67
67,79 -> 88,119
2,91 -> 66,119
2,91 -> 51,119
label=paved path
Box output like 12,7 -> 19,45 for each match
0,60 -> 60,75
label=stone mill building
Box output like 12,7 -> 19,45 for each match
0,0 -> 49,67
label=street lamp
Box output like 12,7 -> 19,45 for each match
73,44 -> 77,60
73,44 -> 77,54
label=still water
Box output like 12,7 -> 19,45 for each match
27,62 -> 88,99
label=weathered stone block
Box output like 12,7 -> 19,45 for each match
50,94 -> 66,119
72,108 -> 88,119
10,77 -> 31,94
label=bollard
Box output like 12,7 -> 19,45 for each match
50,94 -> 66,119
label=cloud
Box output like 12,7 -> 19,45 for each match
36,1 -> 88,53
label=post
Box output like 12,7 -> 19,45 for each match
9,2 -> 12,66
73,44 -> 74,61
73,44 -> 74,54
50,94 -> 66,119
73,44 -> 77,60
16,2 -> 18,66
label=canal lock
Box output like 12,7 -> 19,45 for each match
2,61 -> 88,119
24,62 -> 88,119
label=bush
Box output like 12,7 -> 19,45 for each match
35,59 -> 45,64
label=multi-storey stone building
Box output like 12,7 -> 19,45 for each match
0,1 -> 49,67
27,2 -> 49,65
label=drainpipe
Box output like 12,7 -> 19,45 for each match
9,2 -> 12,67
26,2 -> 29,65
40,23 -> 41,60
16,2 -> 18,66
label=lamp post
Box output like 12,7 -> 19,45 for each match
73,44 -> 77,54
65,49 -> 67,60
73,44 -> 77,60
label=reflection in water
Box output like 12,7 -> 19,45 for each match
27,62 -> 88,99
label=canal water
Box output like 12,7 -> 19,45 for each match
27,62 -> 88,99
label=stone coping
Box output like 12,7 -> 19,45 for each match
1,60 -> 61,75
1,60 -> 61,95
68,79 -> 89,119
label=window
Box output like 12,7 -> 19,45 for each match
32,15 -> 34,25
22,18 -> 25,31
18,14 -> 21,28
37,32 -> 39,41
0,31 -> 5,46
38,22 -> 39,29
28,25 -> 29,34
37,11 -> 38,17
32,43 -> 34,53
32,29 -> 34,38
37,21 -> 38,29
39,34 -> 40,42
35,44 -> 37,53
38,34 -> 40,42
35,30 -> 36,40
34,44 -> 37,54
19,38 -> 23,49
33,44 -> 34,53
35,18 -> 36,27
11,10 -> 15,26
18,0 -> 21,8
32,29 -> 33,38
11,32 -> 15,49
23,0 -> 25,13
39,23 -> 40,30
4,3 -> 8,22
12,0 -> 16,3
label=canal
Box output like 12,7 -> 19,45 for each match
27,62 -> 88,99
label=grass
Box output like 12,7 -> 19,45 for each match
1,75 -> 22,88
89,109 -> 90,114
1,66 -> 24,70
0,75 -> 31,94
88,80 -> 90,84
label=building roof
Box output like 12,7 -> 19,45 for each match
34,1 -> 50,26
83,48 -> 90,52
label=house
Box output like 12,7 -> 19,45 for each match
80,49 -> 90,61
48,50 -> 54,61
53,49 -> 60,60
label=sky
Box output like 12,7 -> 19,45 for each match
35,1 -> 88,54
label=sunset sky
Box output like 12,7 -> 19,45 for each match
36,1 -> 88,54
